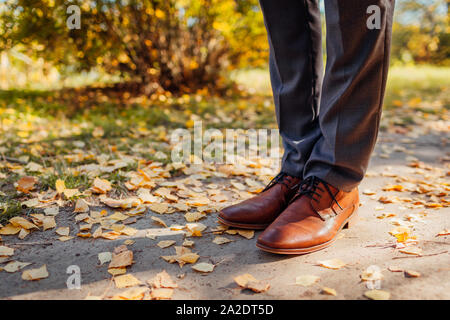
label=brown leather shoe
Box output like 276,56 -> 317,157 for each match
218,173 -> 301,229
256,176 -> 359,254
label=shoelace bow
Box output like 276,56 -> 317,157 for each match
288,176 -> 343,210
262,172 -> 293,192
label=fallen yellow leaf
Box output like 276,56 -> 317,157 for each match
404,270 -> 421,278
399,246 -> 422,255
150,203 -> 170,214
234,273 -> 257,287
317,259 -> 346,270
151,216 -> 168,228
157,240 -> 176,249
192,262 -> 215,273
56,227 -> 70,236
150,288 -> 173,300
114,274 -> 142,289
0,224 -> 21,235
91,177 -> 112,194
108,267 -> 127,276
150,270 -> 178,289
364,289 -> 390,300
16,176 -> 37,193
0,246 -> 14,257
321,287 -> 337,296
4,261 -> 31,273
73,199 -> 89,213
213,236 -> 233,245
109,248 -> 133,268
9,217 -> 38,230
22,265 -> 49,281
112,287 -> 148,300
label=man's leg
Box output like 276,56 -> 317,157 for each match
304,0 -> 395,191
259,0 -> 323,177
256,0 -> 395,254
218,0 -> 323,229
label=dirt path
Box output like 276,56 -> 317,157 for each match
1,128 -> 448,300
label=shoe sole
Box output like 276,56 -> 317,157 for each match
217,214 -> 269,230
256,206 -> 359,255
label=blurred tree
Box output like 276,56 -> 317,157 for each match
392,0 -> 449,65
0,0 -> 268,93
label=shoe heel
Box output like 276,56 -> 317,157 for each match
344,206 -> 358,229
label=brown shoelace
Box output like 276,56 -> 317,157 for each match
289,176 -> 343,210
262,172 -> 295,192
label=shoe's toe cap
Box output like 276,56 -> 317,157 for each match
257,224 -> 316,250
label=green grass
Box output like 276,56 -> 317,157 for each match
385,65 -> 449,110
40,172 -> 91,192
104,171 -> 129,196
0,198 -> 22,225
233,65 -> 450,112
0,65 -> 446,169
0,176 -> 27,225
387,65 -> 450,94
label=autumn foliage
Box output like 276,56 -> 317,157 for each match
0,0 -> 267,94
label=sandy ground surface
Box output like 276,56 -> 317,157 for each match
1,130 -> 449,300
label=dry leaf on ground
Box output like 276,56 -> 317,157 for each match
192,262 -> 215,273
361,265 -> 383,281
150,270 -> 178,289
108,267 -> 127,276
114,274 -> 142,288
321,287 -> 337,296
234,273 -> 270,293
73,199 -> 89,213
43,216 -> 56,231
436,229 -> 450,236
150,203 -> 170,214
150,288 -> 173,300
234,273 -> 257,287
0,246 -> 14,257
92,177 -> 112,194
151,216 -> 168,228
213,236 -> 233,245
9,217 -> 38,230
317,259 -> 346,270
16,176 -> 37,193
98,252 -> 112,265
108,248 -> 133,268
388,266 -> 403,272
404,270 -> 421,278
0,224 -> 21,235
364,289 -> 390,300
4,261 -> 31,273
157,240 -> 176,249
112,287 -> 148,300
56,227 -> 70,236
22,265 -> 49,281
399,246 -> 422,255
44,206 -> 59,216
246,280 -> 270,293
185,211 -> 205,222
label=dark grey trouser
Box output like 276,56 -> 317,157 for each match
259,0 -> 395,191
